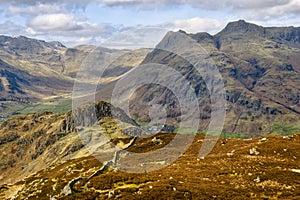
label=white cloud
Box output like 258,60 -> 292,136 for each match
94,0 -> 300,22
2,0 -> 299,23
69,37 -> 94,46
261,0 -> 300,17
28,14 -> 76,32
96,0 -> 292,10
22,13 -> 117,47
224,0 -> 300,22
224,0 -> 291,9
0,0 -> 91,5
0,0 -> 294,9
25,27 -> 41,35
102,26 -> 169,49
169,18 -> 225,34
1,0 -> 300,48
7,3 -> 63,16
26,13 -> 116,38
100,17 -> 225,49
1,0 -> 293,11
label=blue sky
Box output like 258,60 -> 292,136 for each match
0,0 -> 300,48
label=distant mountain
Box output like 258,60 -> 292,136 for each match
1,20 -> 300,135
0,35 -> 149,102
0,35 -> 71,101
125,20 -> 300,135
217,20 -> 300,48
190,20 -> 300,49
0,35 -> 66,55
0,58 -> 72,102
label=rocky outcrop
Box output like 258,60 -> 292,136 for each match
73,101 -> 138,127
0,101 -> 141,185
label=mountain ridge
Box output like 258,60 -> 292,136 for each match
0,20 -> 299,134
175,20 -> 300,50
128,20 -> 300,135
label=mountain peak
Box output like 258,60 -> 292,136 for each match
178,29 -> 187,34
217,19 -> 265,36
0,35 -> 66,50
49,41 -> 67,49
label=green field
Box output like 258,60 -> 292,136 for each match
1,98 -> 299,138
0,98 -> 72,123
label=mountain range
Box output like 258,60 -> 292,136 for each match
0,36 -> 149,121
0,20 -> 300,199
1,20 -> 300,135
0,35 -> 149,101
103,19 -> 300,135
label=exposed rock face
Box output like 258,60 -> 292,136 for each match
266,26 -> 300,48
216,20 -> 300,48
0,20 -> 299,199
0,101 -> 139,185
126,20 -> 300,135
73,101 -> 138,127
217,20 -> 266,38
0,35 -> 72,101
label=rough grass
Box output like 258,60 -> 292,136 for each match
2,133 -> 299,199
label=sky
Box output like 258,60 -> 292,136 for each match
0,0 -> 300,48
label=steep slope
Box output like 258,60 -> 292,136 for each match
214,20 -> 300,134
0,35 -> 73,101
0,35 -> 68,79
0,35 -> 150,122
0,101 -> 140,186
62,45 -> 150,81
0,35 -> 150,100
0,25 -> 299,199
0,58 -> 73,101
126,20 -> 300,135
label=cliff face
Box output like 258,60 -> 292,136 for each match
126,20 -> 300,135
215,20 -> 300,49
